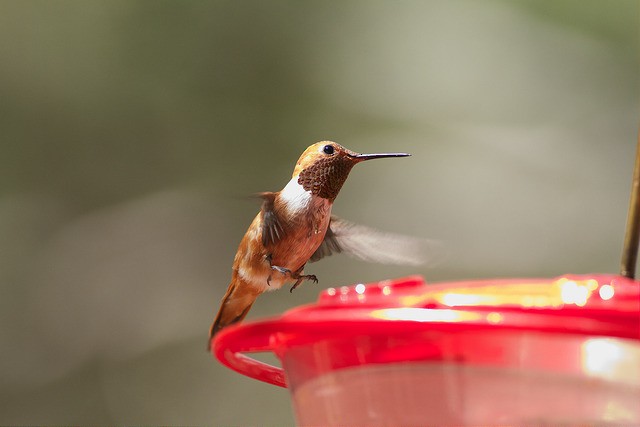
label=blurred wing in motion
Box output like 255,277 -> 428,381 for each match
309,216 -> 444,266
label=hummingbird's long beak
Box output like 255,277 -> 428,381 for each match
352,152 -> 411,161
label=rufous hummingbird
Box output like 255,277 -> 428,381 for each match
209,141 -> 425,342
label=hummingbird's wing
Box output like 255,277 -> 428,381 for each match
310,216 -> 440,266
258,192 -> 286,247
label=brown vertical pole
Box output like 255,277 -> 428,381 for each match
620,132 -> 640,279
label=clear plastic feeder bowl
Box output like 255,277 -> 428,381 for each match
212,275 -> 640,426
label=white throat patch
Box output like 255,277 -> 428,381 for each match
280,177 -> 312,213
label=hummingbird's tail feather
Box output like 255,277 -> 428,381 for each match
209,277 -> 259,348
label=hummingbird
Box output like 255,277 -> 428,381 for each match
209,141 -> 426,341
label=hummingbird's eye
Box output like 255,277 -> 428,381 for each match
323,144 -> 335,155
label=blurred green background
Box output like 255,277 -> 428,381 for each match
0,0 -> 638,424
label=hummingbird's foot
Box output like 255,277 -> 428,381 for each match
266,264 -> 292,286
271,265 -> 291,275
265,254 -> 293,285
290,274 -> 318,293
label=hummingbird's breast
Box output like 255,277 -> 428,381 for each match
269,194 -> 331,271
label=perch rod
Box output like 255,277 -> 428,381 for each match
620,131 -> 640,279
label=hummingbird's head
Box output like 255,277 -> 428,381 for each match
292,141 -> 410,201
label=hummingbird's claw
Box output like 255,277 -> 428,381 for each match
289,274 -> 318,293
